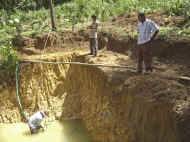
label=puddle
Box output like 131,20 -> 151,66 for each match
0,120 -> 92,142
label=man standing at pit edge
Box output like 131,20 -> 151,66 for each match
137,12 -> 159,73
88,15 -> 99,56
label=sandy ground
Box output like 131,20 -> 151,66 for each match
0,120 -> 92,142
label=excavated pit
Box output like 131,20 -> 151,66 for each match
1,12 -> 190,142
4,51 -> 186,142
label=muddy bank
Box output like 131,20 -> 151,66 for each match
0,86 -> 21,123
3,51 -> 186,142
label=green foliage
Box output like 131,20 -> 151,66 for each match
0,0 -> 189,42
1,0 -> 189,34
160,0 -> 190,17
0,44 -> 18,74
1,0 -> 190,18
0,0 -> 71,11
57,0 -> 190,24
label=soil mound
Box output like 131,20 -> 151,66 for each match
124,75 -> 188,103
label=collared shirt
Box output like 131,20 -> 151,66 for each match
137,19 -> 159,45
28,111 -> 45,129
89,21 -> 98,39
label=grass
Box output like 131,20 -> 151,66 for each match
0,0 -> 189,40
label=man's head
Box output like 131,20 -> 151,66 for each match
91,15 -> 97,22
138,12 -> 146,23
41,110 -> 49,118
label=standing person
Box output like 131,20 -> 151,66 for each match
88,15 -> 99,56
27,111 -> 48,134
137,12 -> 159,73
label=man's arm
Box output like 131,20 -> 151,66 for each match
40,120 -> 46,131
150,30 -> 159,41
150,20 -> 159,41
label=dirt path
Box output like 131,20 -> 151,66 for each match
0,120 -> 92,142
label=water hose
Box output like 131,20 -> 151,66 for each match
15,62 -> 27,121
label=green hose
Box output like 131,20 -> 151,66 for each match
15,62 -> 27,121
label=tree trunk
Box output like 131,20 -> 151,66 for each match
49,0 -> 56,31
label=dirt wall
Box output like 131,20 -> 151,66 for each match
105,36 -> 190,62
0,86 -> 21,123
16,52 -> 190,142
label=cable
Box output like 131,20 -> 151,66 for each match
20,59 -> 136,70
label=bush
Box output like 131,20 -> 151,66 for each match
0,44 -> 18,75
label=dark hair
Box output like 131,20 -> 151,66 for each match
138,12 -> 145,17
40,111 -> 45,118
91,15 -> 97,19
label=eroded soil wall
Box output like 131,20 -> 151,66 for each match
17,53 -> 188,142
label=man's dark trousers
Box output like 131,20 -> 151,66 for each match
137,42 -> 153,72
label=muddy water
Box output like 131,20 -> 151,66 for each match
0,120 -> 92,142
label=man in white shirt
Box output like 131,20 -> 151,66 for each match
137,12 -> 159,73
27,111 -> 48,134
88,15 -> 99,56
